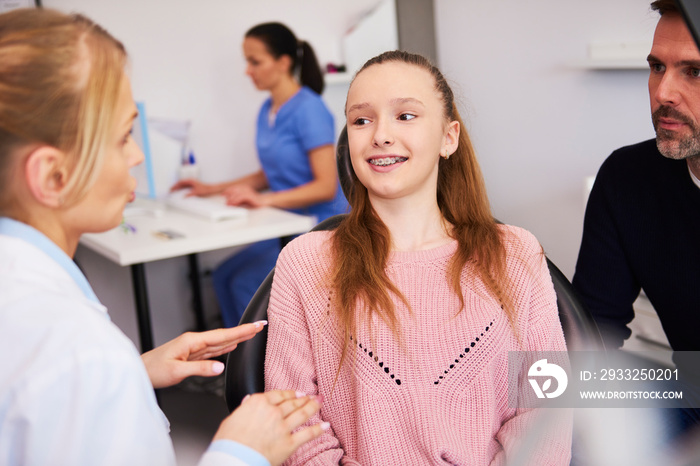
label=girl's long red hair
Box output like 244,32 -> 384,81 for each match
331,51 -> 515,372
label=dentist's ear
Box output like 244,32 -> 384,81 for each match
442,120 -> 460,157
24,146 -> 70,207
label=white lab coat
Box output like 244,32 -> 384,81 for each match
0,225 -> 260,466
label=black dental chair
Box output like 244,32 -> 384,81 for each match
224,126 -> 604,410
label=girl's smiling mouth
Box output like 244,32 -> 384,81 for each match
368,156 -> 408,167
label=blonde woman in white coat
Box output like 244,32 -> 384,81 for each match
0,8 -> 326,466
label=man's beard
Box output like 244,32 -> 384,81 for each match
652,106 -> 700,160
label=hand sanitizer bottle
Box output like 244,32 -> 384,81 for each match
178,148 -> 200,180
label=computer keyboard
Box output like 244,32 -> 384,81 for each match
166,190 -> 248,221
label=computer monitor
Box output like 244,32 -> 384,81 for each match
130,102 -> 189,200
131,101 -> 157,199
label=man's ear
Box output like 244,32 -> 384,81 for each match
24,146 -> 69,207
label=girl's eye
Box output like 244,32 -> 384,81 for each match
398,113 -> 416,121
353,117 -> 370,126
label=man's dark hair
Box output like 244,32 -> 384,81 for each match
651,0 -> 678,15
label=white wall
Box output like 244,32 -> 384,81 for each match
49,0 -> 660,345
435,0 -> 658,278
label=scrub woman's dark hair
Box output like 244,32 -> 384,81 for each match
245,22 -> 325,95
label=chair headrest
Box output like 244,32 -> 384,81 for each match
336,125 -> 355,201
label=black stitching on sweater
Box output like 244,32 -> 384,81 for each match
351,335 -> 401,385
433,319 -> 495,385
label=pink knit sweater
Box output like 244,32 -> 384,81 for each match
265,225 -> 572,465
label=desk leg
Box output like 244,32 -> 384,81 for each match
187,253 -> 207,332
130,263 -> 154,353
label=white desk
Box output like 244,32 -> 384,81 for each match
80,199 -> 315,352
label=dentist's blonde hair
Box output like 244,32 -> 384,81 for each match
0,8 -> 127,211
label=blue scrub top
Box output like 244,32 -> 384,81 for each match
256,86 -> 348,222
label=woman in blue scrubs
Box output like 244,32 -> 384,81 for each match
172,23 -> 347,327
0,9 -> 325,465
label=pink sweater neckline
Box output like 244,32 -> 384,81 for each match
388,239 -> 458,263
